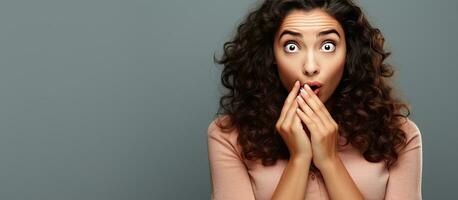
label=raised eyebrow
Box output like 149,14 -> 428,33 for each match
317,29 -> 340,38
279,29 -> 341,40
279,30 -> 303,40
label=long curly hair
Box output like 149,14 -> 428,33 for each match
212,0 -> 411,170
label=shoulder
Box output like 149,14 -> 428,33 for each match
207,115 -> 243,157
399,117 -> 422,140
207,115 -> 237,139
397,117 -> 423,154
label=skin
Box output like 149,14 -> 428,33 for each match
273,81 -> 312,200
273,9 -> 364,200
273,8 -> 346,112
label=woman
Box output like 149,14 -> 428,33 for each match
207,0 -> 423,199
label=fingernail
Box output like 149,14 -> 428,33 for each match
296,95 -> 303,101
300,88 -> 307,95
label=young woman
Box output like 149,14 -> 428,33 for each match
207,0 -> 423,199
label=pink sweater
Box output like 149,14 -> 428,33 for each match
207,117 -> 422,200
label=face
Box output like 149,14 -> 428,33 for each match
273,8 -> 346,106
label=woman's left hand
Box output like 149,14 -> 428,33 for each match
295,83 -> 340,170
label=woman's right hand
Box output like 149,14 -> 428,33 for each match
275,80 -> 313,161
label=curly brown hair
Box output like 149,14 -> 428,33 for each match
212,0 -> 411,170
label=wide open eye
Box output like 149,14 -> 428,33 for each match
284,42 -> 299,53
320,41 -> 336,52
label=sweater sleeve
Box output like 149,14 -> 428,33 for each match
207,119 -> 256,200
385,118 -> 423,200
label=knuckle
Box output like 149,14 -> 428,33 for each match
279,125 -> 287,132
288,127 -> 294,133
318,105 -> 325,112
303,118 -> 310,124
330,122 -> 338,130
329,125 -> 337,132
276,124 -> 282,131
317,101 -> 325,107
319,137 -> 326,143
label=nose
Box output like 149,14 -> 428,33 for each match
303,52 -> 319,76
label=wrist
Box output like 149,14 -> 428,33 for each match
317,156 -> 341,171
291,155 -> 312,164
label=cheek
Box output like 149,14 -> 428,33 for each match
276,58 -> 302,89
321,50 -> 346,78
274,50 -> 302,89
329,65 -> 344,81
328,55 -> 345,75
323,55 -> 345,97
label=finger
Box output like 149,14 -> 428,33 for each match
278,81 -> 301,125
283,97 -> 299,130
302,84 -> 338,132
296,94 -> 324,135
291,112 -> 302,133
295,108 -> 313,138
295,105 -> 313,129
300,85 -> 330,130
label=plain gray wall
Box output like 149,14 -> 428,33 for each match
0,0 -> 456,199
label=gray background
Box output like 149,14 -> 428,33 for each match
0,0 -> 456,199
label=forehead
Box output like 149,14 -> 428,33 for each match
276,9 -> 343,37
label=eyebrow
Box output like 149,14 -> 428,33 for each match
279,29 -> 341,40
